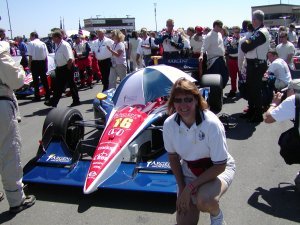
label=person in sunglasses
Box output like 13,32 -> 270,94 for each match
163,78 -> 235,225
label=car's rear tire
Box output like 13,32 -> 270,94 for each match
200,74 -> 223,113
42,107 -> 84,152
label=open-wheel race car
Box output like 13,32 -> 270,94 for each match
23,65 -> 223,194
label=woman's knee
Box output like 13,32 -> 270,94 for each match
196,194 -> 219,212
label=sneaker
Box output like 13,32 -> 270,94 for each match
294,172 -> 300,193
69,101 -> 81,107
0,191 -> 4,202
210,210 -> 226,225
9,195 -> 36,214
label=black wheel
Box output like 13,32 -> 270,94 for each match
200,74 -> 223,113
42,107 -> 84,153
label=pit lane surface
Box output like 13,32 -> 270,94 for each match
0,82 -> 299,225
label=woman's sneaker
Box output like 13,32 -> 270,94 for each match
9,195 -> 36,214
210,210 -> 227,225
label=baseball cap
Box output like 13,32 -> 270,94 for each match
195,26 -> 203,33
287,79 -> 300,91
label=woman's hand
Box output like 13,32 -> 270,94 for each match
176,184 -> 193,214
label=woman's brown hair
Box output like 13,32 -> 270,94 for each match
167,78 -> 208,115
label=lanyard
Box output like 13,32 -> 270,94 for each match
113,42 -> 119,51
55,41 -> 62,53
98,39 -> 104,49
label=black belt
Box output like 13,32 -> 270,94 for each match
0,96 -> 17,108
246,58 -> 266,64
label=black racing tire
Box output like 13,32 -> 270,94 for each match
200,74 -> 223,113
42,107 -> 84,152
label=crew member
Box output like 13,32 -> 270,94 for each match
199,20 -> 228,88
225,26 -> 241,98
27,31 -> 51,102
265,49 -> 291,91
241,10 -> 270,123
73,34 -> 93,88
45,30 -> 80,107
155,19 -> 184,60
0,39 -> 36,214
92,29 -> 114,91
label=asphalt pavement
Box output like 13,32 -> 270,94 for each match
0,81 -> 300,225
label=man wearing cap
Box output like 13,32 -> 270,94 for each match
264,79 -> 300,192
241,10 -> 270,123
92,29 -> 114,91
190,26 -> 204,58
27,31 -> 51,102
155,19 -> 184,60
45,30 -> 80,107
73,34 -> 93,88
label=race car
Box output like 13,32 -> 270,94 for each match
23,65 -> 223,194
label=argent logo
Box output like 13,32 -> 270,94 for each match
46,154 -> 72,163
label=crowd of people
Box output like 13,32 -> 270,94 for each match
0,9 -> 300,224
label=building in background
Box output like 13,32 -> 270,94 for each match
252,3 -> 300,28
83,17 -> 135,33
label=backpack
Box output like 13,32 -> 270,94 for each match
278,93 -> 300,165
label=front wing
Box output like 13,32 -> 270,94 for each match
23,139 -> 177,194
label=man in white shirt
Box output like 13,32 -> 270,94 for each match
199,20 -> 228,88
92,29 -> 113,91
265,49 -> 291,91
45,30 -> 80,107
276,31 -> 296,70
136,28 -> 158,67
27,31 -> 50,102
190,26 -> 204,58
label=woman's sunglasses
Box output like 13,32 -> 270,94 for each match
173,97 -> 194,103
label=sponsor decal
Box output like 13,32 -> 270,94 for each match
167,59 -> 188,64
146,161 -> 170,168
108,128 -> 124,136
46,154 -> 72,163
88,171 -> 97,178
